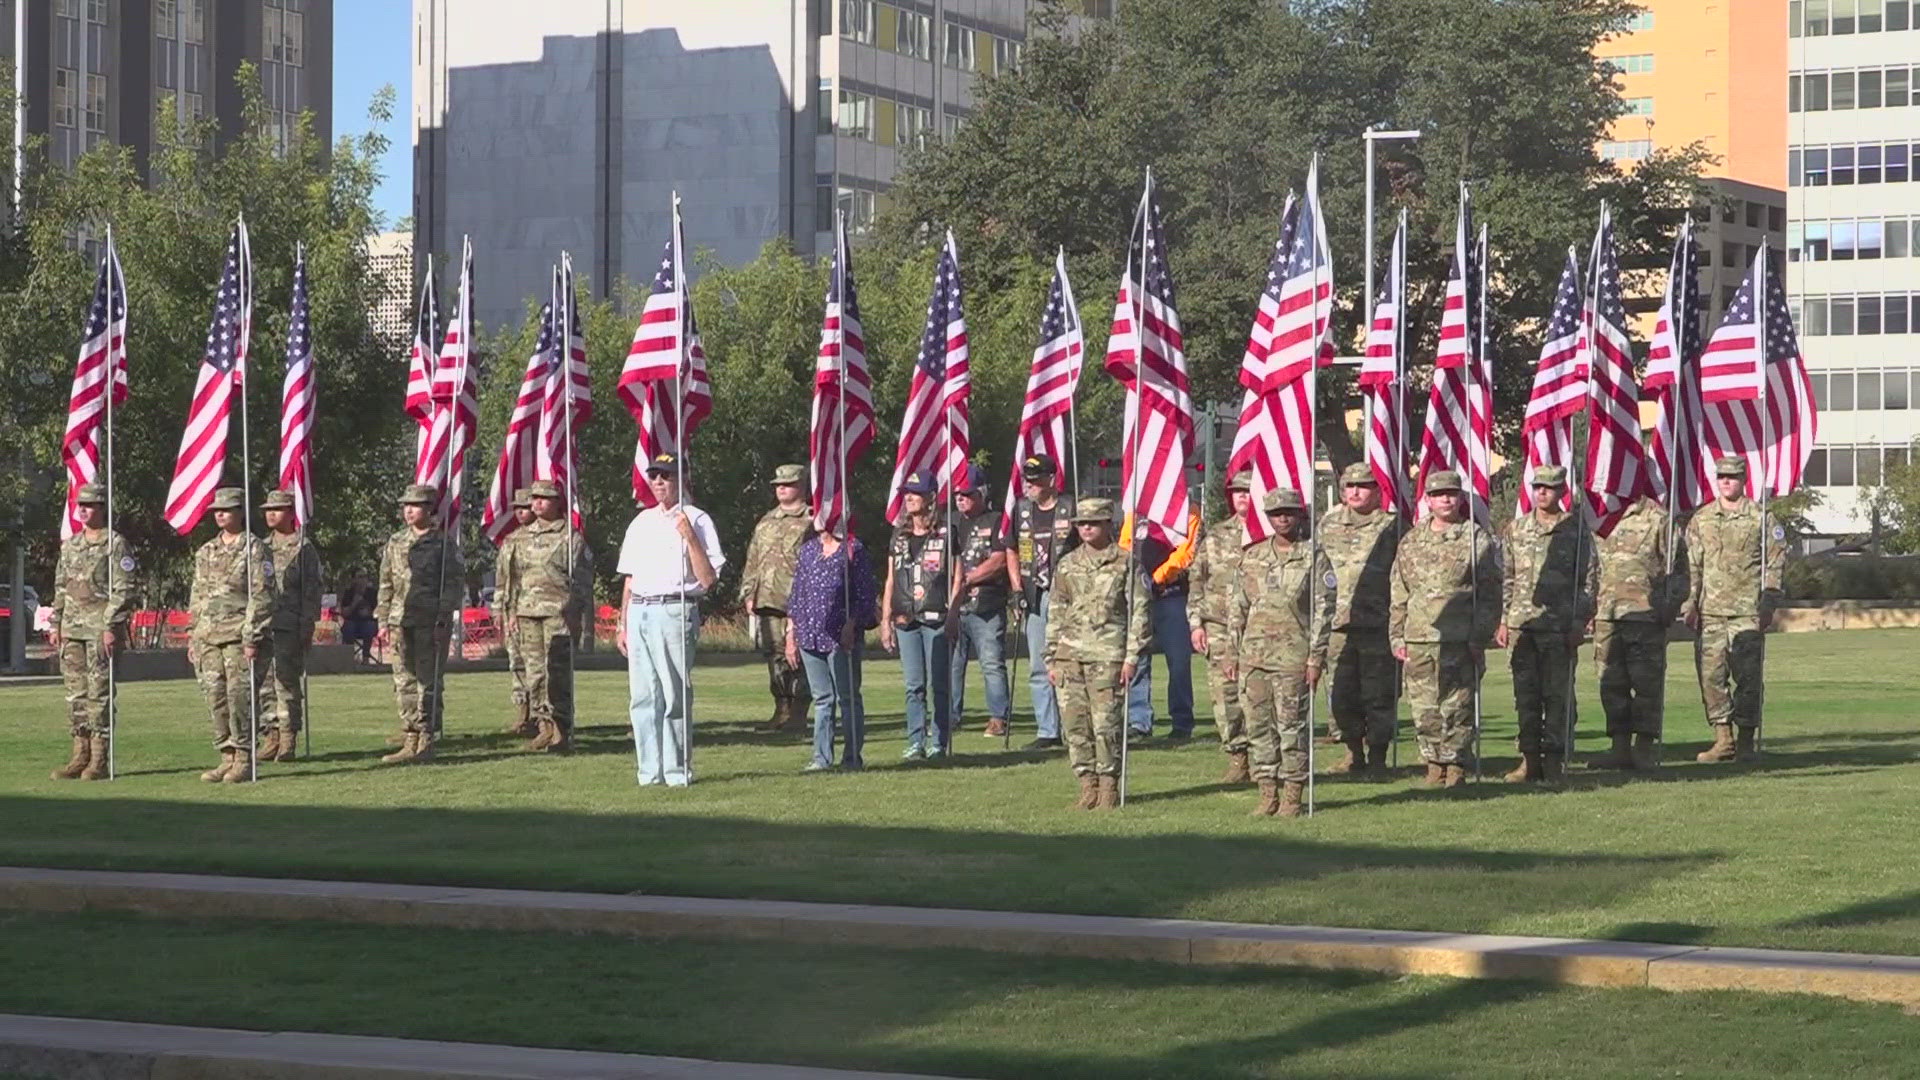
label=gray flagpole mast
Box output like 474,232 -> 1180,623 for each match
1659,215 -> 1694,750
1392,209 -> 1409,771
558,253 -> 579,715
1754,243 -> 1772,755
942,229 -> 959,756
429,235 -> 472,756
1564,227 -> 1598,763
1468,194 -> 1486,781
1059,247 -> 1083,509
671,193 -> 694,781
1118,171 -> 1150,807
298,240 -> 314,760
104,227 -> 119,780
1305,155 -> 1323,818
235,216 -> 260,783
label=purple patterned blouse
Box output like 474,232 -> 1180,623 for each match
787,534 -> 879,653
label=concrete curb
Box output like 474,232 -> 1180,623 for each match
5,867 -> 1920,1010
0,1013 -> 966,1079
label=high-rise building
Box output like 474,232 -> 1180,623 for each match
2,0 -> 332,179
1786,3 -> 1920,537
367,229 -> 413,350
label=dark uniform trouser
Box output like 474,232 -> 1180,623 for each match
60,638 -> 113,737
391,625 -> 445,737
1057,658 -> 1124,777
1328,628 -> 1396,745
754,611 -> 807,723
1404,642 -> 1480,765
1241,666 -> 1308,782
1202,632 -> 1246,753
1510,628 -> 1574,755
265,629 -> 308,736
1695,615 -> 1764,729
195,637 -> 268,749
1594,620 -> 1665,736
516,616 -> 575,735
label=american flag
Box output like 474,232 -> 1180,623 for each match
164,219 -> 252,535
278,245 -> 316,527
1646,219 -> 1711,513
1001,248 -> 1085,535
1106,173 -> 1195,545
621,217 -> 713,507
810,211 -> 875,536
1417,187 -> 1490,519
886,231 -> 971,522
1581,209 -> 1650,536
1699,246 -> 1818,498
538,253 -> 592,525
482,295 -> 555,545
1518,248 -> 1585,514
421,236 -> 479,526
406,257 -> 439,484
1359,212 -> 1410,517
60,233 -> 128,539
1229,160 -> 1334,542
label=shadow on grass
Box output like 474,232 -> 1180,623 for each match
1779,889 -> 1920,931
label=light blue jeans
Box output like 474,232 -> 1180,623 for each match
801,645 -> 865,768
896,622 -> 952,753
949,609 -> 1011,724
628,597 -> 699,786
1024,591 -> 1061,739
1127,593 -> 1196,736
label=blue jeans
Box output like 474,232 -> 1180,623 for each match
949,609 -> 1011,724
801,645 -> 865,768
1024,591 -> 1061,739
896,623 -> 952,753
1127,593 -> 1195,736
627,598 -> 699,786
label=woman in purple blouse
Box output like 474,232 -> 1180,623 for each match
782,527 -> 880,770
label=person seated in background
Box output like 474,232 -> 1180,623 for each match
338,570 -> 378,664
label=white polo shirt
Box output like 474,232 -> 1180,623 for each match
618,502 -> 726,599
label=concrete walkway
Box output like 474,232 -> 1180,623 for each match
6,866 -> 1920,1010
0,1013 -> 966,1079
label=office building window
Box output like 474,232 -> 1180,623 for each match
1770,205 -> 1786,231
1623,96 -> 1654,116
84,73 -> 105,134
1623,11 -> 1654,29
1836,0 -> 1858,33
837,90 -> 873,140
1805,72 -> 1829,111
1601,139 -> 1650,160
1861,143 -> 1885,183
1603,53 -> 1655,74
816,183 -> 836,233
1807,0 -> 1831,33
944,112 -> 968,137
1833,144 -> 1856,184
896,10 -> 930,60
838,187 -> 876,235
155,0 -> 206,42
265,5 -> 304,66
1894,0 -> 1914,29
994,37 -> 1023,74
943,23 -> 974,70
1835,70 -> 1857,108
816,80 -> 833,134
841,0 -> 876,44
896,103 -> 932,149
1863,68 -> 1884,107
53,68 -> 76,128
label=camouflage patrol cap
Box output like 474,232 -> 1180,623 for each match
1715,455 -> 1748,478
512,487 -> 533,509
770,463 -> 806,486
400,484 -> 439,506
1071,497 -> 1116,524
75,483 -> 107,505
1340,463 -> 1377,486
209,487 -> 244,511
261,489 -> 296,510
1263,488 -> 1305,513
1531,464 -> 1569,488
1021,453 -> 1057,480
527,479 -> 561,500
1426,470 -> 1464,494
1225,468 -> 1254,492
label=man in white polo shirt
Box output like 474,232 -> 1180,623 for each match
618,452 -> 725,786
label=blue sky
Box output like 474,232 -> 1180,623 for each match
331,0 -> 411,229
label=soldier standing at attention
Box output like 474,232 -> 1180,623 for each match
1496,465 -> 1595,783
1588,494 -> 1686,771
501,479 -> 593,752
948,464 -> 1013,738
1186,469 -> 1254,783
259,489 -> 322,763
1681,456 -> 1784,764
1005,453 -> 1076,750
738,464 -> 813,731
379,484 -> 464,765
1320,463 -> 1404,779
48,484 -> 134,781
191,487 -> 276,784
495,489 -> 536,738
1221,489 -> 1333,817
1045,498 -> 1148,811
1390,470 -> 1500,787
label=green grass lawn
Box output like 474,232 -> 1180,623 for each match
1,909 -> 1913,1079
3,631 -> 1919,956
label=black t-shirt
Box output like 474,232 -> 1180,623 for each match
954,509 -> 1009,617
1014,498 -> 1077,603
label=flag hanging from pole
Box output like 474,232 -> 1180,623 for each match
423,236 -> 478,527
1581,209 -> 1650,535
538,253 -> 592,526
1417,186 -> 1487,519
886,230 -> 971,522
164,219 -> 252,535
1001,249 -> 1085,535
60,235 -> 128,539
1699,248 -> 1818,497
1360,214 -> 1409,517
277,245 -> 316,526
1518,249 -> 1585,514
809,213 -> 875,536
1105,173 -> 1195,545
482,294 -> 555,546
1646,220 -> 1711,513
620,227 -> 712,507
406,258 -> 440,484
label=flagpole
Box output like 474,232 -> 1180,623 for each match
1304,157 -> 1322,819
1059,247 -> 1083,509
104,228 -> 119,781
940,230 -> 958,756
430,235 -> 471,756
1754,244 -> 1772,756
834,209 -> 854,758
235,216 -> 260,783
1660,216 -> 1693,751
1390,210 -> 1408,772
1565,224 -> 1599,767
298,240 -> 314,760
671,194 -> 695,781
1467,193 -> 1484,781
559,251 -> 581,724
1118,170 -> 1150,808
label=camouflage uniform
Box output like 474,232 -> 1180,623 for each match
52,521 -> 134,739
494,497 -> 531,720
1186,512 -> 1249,755
1681,492 -> 1783,734
1321,499 -> 1403,750
1044,503 -> 1149,780
1593,498 -> 1686,738
1390,507 -> 1500,767
189,521 -> 276,753
1224,532 -> 1333,784
262,520 -> 323,744
739,485 -> 812,728
1499,500 -> 1596,756
379,490 -> 465,740
499,506 -> 593,740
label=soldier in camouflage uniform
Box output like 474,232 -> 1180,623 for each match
1681,456 -> 1784,764
1222,489 -> 1333,817
1321,462 -> 1405,779
495,489 -> 536,738
48,483 -> 134,781
259,489 -> 322,762
378,484 -> 465,764
1187,469 -> 1254,783
500,479 -> 594,752
1390,470 -> 1500,787
1588,495 -> 1686,771
1496,465 -> 1596,783
190,487 -> 276,784
1045,498 -> 1148,811
738,464 -> 812,731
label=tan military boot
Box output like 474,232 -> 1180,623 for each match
1329,739 -> 1364,776
1424,762 -> 1447,787
1504,754 -> 1540,783
262,729 -> 287,762
221,746 -> 253,783
1443,764 -> 1469,787
528,719 -> 557,751
52,735 -> 91,780
505,699 -> 537,737
381,732 -> 419,764
202,748 -> 235,783
1539,753 -> 1566,784
1251,778 -> 1280,816
545,724 -> 573,754
79,736 -> 111,780
1220,750 -> 1251,785
1095,775 -> 1120,810
1631,733 -> 1661,770
411,735 -> 437,764
1589,733 -> 1635,770
1366,742 -> 1393,781
1735,726 -> 1760,762
1695,724 -> 1736,763
272,730 -> 300,762
1071,774 -> 1099,810
1277,780 -> 1306,818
